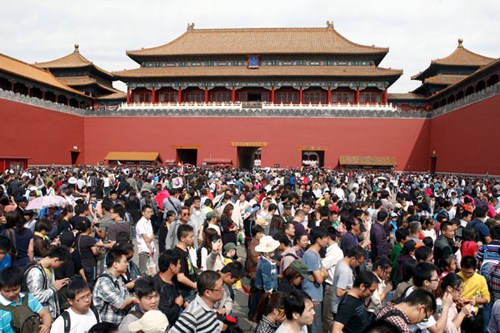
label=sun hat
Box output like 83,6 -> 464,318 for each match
255,235 -> 280,253
128,310 -> 169,333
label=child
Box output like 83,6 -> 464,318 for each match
422,218 -> 436,241
216,261 -> 245,315
461,227 -> 478,258
439,254 -> 457,279
250,235 -> 280,321
223,242 -> 242,290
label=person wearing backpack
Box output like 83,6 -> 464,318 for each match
25,246 -> 71,319
0,266 -> 52,333
118,276 -> 160,333
50,277 -> 99,333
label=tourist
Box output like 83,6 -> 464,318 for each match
370,210 -> 390,263
280,233 -> 308,274
1,211 -> 34,270
437,273 -> 472,333
254,292 -> 286,333
173,224 -> 198,303
274,290 -> 315,333
135,205 -> 155,275
278,260 -> 308,294
367,258 -> 393,316
322,226 -> 343,333
215,261 -> 245,315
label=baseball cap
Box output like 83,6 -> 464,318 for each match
289,260 -> 309,279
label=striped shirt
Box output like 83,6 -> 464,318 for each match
169,295 -> 223,333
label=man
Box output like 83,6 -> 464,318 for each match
331,246 -> 366,316
93,248 -> 138,325
291,210 -> 306,235
190,196 -> 205,241
51,278 -> 99,333
96,199 -> 114,240
119,277 -> 160,332
136,205 -> 156,275
165,206 -> 196,250
301,227 -> 328,333
215,261 -> 245,316
370,210 -> 389,263
25,246 -> 70,319
106,204 -> 130,243
173,224 -> 198,303
340,217 -> 365,256
322,227 -> 343,333
376,289 -> 437,333
333,271 -> 379,333
367,259 -> 393,316
283,222 -> 295,244
169,271 -> 226,333
391,228 -> 409,282
433,222 -> 458,266
163,189 -> 182,218
275,290 -> 315,333
467,206 -> 492,244
154,249 -> 184,326
405,262 -> 453,333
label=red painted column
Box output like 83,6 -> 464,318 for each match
299,86 -> 303,104
383,87 -> 388,104
11,82 -> 14,92
271,86 -> 275,104
27,87 -> 31,97
151,87 -> 156,104
126,87 -> 130,104
178,87 -> 182,103
232,87 -> 236,103
205,87 -> 209,103
355,87 -> 360,104
327,87 -> 332,104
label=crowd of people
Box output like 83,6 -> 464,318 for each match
0,165 -> 500,333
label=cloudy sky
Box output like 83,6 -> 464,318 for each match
1,0 -> 498,93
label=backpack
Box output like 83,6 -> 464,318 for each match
61,306 -> 100,333
95,273 -> 129,317
0,294 -> 41,333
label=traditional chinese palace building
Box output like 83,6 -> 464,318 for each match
0,23 -> 499,173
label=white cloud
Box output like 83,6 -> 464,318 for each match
1,0 -> 498,93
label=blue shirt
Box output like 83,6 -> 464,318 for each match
301,249 -> 324,302
0,254 -> 11,271
0,293 -> 43,333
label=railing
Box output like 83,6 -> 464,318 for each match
0,89 -> 85,116
432,82 -> 500,118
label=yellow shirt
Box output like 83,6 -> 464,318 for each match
457,271 -> 490,313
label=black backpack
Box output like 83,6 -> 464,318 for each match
61,306 -> 100,333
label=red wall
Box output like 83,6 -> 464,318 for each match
429,95 -> 500,175
83,117 -> 430,170
0,99 -> 84,165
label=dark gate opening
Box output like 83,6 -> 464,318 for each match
430,156 -> 437,174
302,150 -> 325,168
177,149 -> 197,165
247,93 -> 262,101
71,151 -> 80,165
237,147 -> 259,169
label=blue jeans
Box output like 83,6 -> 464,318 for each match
483,302 -> 493,333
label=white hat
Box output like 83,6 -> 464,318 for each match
255,235 -> 280,253
128,310 -> 169,333
68,177 -> 77,185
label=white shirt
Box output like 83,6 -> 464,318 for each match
322,243 -> 344,285
51,307 -> 99,333
136,216 -> 155,254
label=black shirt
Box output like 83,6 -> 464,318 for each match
335,294 -> 369,333
173,246 -> 197,297
154,273 -> 181,325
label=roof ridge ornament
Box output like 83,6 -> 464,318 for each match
74,43 -> 79,52
458,38 -> 463,48
326,20 -> 334,29
187,23 -> 195,31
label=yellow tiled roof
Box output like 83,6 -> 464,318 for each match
0,53 -> 87,96
97,91 -> 127,100
423,74 -> 468,86
432,40 -> 494,66
127,26 -> 389,58
34,45 -> 113,78
113,65 -> 402,78
104,152 -> 160,161
56,76 -> 120,94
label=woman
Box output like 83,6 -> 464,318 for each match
221,204 -> 237,245
202,229 -> 225,271
279,233 -> 309,274
56,205 -> 74,235
0,211 -> 34,270
437,273 -> 472,333
158,210 -> 175,252
254,292 -> 286,333
125,191 -> 141,225
76,219 -> 103,288
269,215 -> 285,239
438,254 -> 457,280
278,265 -> 304,293
237,193 -> 250,220
460,227 -> 478,258
396,240 -> 416,282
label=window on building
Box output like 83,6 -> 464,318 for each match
159,91 -> 178,103
276,90 -> 299,103
303,90 -> 327,104
211,90 -> 232,102
133,90 -> 152,103
332,91 -> 354,103
184,90 -> 204,102
360,92 -> 382,103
